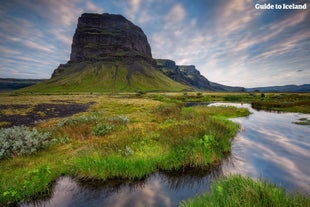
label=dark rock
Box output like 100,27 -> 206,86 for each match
155,59 -> 244,91
70,13 -> 152,63
156,59 -> 214,90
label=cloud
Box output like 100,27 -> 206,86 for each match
23,40 -> 55,53
52,29 -> 72,46
85,1 -> 103,13
124,0 -> 141,21
0,46 -> 21,55
164,3 -> 186,23
138,10 -> 153,24
19,0 -> 82,26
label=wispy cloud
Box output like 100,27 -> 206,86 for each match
85,1 -> 104,13
18,0 -> 82,26
164,3 -> 186,23
124,0 -> 141,21
23,40 -> 55,53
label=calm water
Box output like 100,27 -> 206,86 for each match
22,103 -> 310,207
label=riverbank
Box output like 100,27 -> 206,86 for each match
180,175 -> 310,207
145,92 -> 310,114
0,94 -> 249,205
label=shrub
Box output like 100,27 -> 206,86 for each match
92,123 -> 114,136
56,112 -> 104,127
0,126 -> 51,159
109,115 -> 130,124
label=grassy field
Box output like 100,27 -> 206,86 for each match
0,93 -> 249,205
0,92 -> 309,205
180,175 -> 310,207
146,92 -> 310,113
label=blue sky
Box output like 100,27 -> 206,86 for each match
0,0 -> 309,87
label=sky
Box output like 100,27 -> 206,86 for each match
0,0 -> 309,87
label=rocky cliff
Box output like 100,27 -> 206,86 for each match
156,59 -> 215,90
155,59 -> 244,91
70,13 -> 152,63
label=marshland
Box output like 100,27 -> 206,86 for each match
0,92 -> 309,206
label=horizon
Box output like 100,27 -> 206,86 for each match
0,0 -> 309,88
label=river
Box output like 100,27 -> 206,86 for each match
22,103 -> 310,207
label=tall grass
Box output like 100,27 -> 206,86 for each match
180,175 -> 310,207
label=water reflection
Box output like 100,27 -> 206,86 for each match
22,167 -> 223,207
22,103 -> 310,206
213,103 -> 310,194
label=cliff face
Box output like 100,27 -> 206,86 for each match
156,59 -> 214,90
155,59 -> 244,91
70,13 -> 152,63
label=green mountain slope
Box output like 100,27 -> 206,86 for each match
20,61 -> 190,92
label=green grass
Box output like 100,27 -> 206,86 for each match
20,61 -> 190,93
180,175 -> 310,207
293,118 -> 310,125
145,92 -> 310,113
1,93 -> 309,205
0,94 -> 247,205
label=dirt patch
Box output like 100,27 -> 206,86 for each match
0,102 -> 95,128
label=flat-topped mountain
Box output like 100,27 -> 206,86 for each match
70,13 -> 152,63
21,13 -> 243,93
25,13 -> 189,92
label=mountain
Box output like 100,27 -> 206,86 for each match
155,59 -> 244,91
22,13 -> 190,92
209,81 -> 245,92
0,78 -> 45,92
246,84 -> 310,92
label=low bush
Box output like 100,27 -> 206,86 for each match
56,112 -> 104,127
92,123 -> 114,136
0,126 -> 51,159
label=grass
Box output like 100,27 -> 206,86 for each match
180,175 -> 310,207
145,92 -> 310,113
0,92 -> 309,205
0,94 -> 248,205
293,118 -> 310,125
19,61 -> 190,93
250,93 -> 310,113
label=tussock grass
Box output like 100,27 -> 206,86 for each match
180,175 -> 310,207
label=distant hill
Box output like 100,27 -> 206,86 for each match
0,78 -> 45,92
209,81 -> 244,92
246,84 -> 310,92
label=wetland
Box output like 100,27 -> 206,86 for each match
0,92 -> 309,206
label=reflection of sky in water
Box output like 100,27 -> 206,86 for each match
22,103 -> 310,206
214,103 -> 310,194
22,171 -> 218,207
